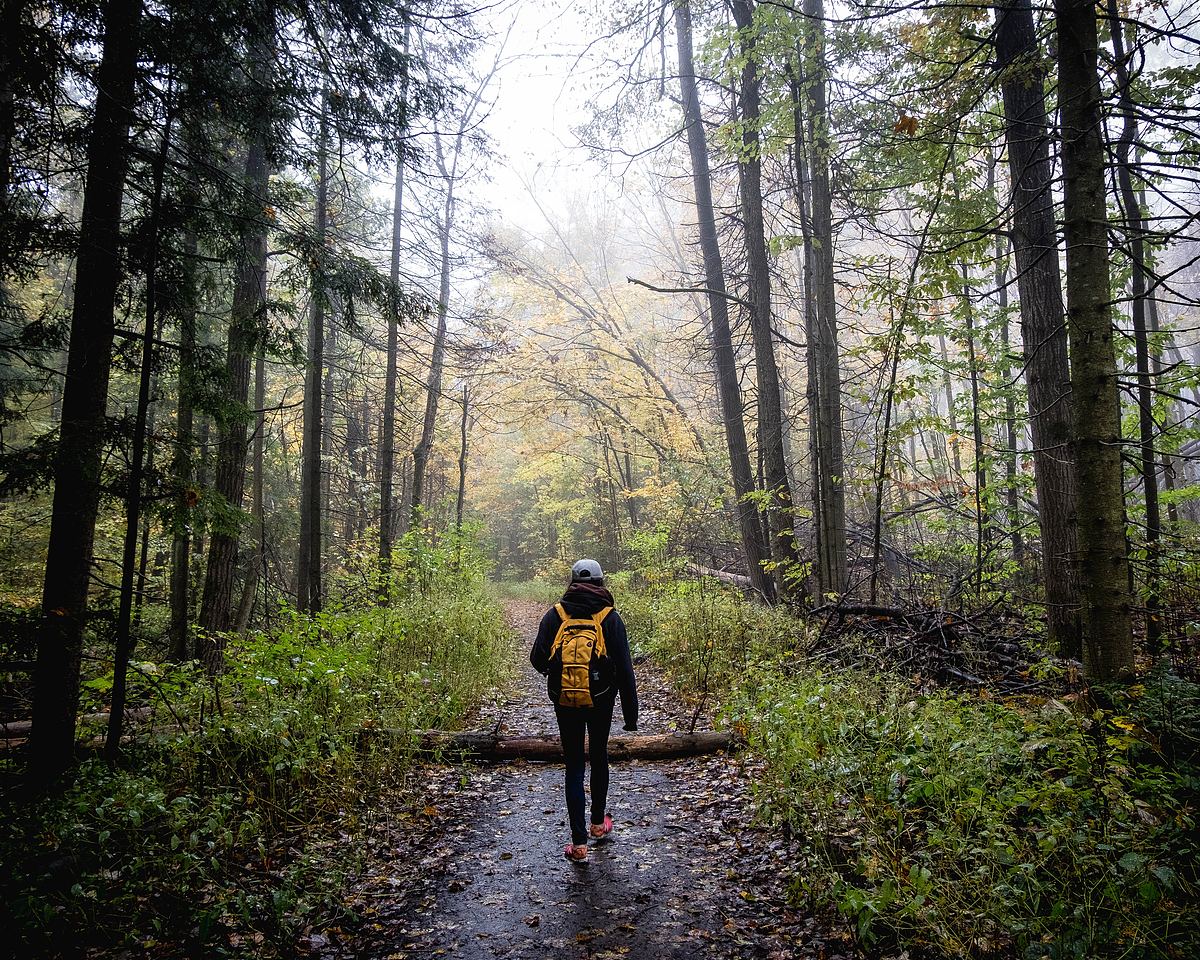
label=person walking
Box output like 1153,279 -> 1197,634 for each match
531,558 -> 638,862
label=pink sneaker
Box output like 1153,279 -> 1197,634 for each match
590,815 -> 614,840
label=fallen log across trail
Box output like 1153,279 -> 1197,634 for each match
392,728 -> 741,762
3,715 -> 741,762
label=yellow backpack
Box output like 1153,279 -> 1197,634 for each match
549,602 -> 612,708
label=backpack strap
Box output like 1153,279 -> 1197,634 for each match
591,606 -> 613,658
550,603 -> 570,657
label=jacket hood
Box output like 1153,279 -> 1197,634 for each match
560,581 -> 615,617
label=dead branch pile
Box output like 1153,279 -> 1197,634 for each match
810,603 -> 1072,695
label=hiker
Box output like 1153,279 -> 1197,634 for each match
531,558 -> 638,862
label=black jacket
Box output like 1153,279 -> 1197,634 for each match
530,583 -> 638,730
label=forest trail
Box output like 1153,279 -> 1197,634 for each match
341,600 -> 855,960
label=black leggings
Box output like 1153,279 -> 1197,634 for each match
554,694 -> 615,845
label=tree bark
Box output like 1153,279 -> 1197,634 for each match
412,196 -> 451,525
946,149 -> 990,587
379,23 -> 410,571
791,83 -> 827,596
1053,0 -> 1134,680
234,349 -> 265,635
404,729 -> 740,763
455,384 -> 469,536
798,0 -> 848,596
990,157 -> 1024,563
0,0 -> 17,213
168,226 -> 197,661
673,0 -> 772,600
197,16 -> 273,659
411,139 -> 454,526
730,0 -> 802,602
107,102 -> 173,759
297,94 -> 328,613
937,330 -> 962,478
32,0 -> 144,780
1106,0 -> 1160,648
995,0 -> 1083,657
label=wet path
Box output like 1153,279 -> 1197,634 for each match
338,601 -> 856,960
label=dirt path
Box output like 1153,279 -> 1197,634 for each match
335,600 -> 858,960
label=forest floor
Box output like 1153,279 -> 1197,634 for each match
315,600 -> 865,960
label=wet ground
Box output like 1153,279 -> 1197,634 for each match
330,601 -> 860,960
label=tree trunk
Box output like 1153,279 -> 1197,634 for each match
791,87 -> 827,596
234,349 -> 266,636
1106,0 -> 1160,648
1053,0 -> 1134,680
379,23 -> 410,571
197,19 -> 272,660
1146,293 -> 1179,527
358,391 -> 371,541
168,226 -> 197,661
455,384 -> 469,536
32,0 -> 144,780
132,431 -> 155,628
962,281 -> 988,587
991,158 -> 1024,563
346,394 -> 366,543
673,0 -> 772,600
0,0 -> 17,212
107,103 -> 173,759
411,147 -> 453,527
995,0 -> 1083,657
730,0 -> 801,602
937,331 -> 962,477
404,729 -> 740,763
798,0 -> 848,596
321,304 -> 335,539
297,95 -> 328,613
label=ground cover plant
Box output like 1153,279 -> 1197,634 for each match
626,580 -> 1200,959
6,0 -> 1200,956
0,536 -> 511,958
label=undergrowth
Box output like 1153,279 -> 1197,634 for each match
628,581 -> 1200,959
490,578 -> 560,605
1,531 -> 511,958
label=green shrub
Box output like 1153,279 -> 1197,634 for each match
619,580 -> 802,694
1,533 -> 512,957
625,584 -> 1199,958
